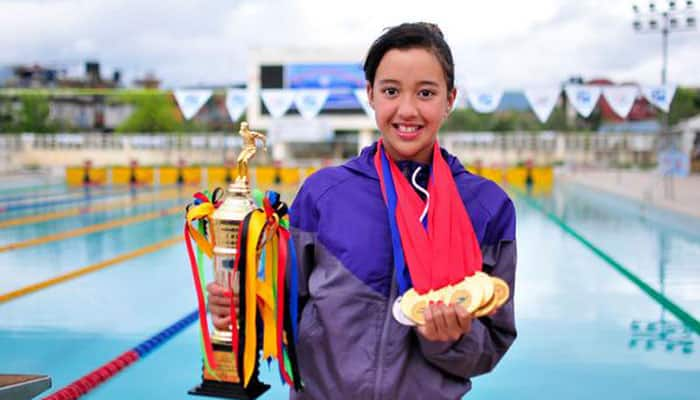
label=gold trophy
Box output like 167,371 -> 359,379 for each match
189,122 -> 270,399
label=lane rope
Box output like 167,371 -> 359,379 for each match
42,311 -> 198,400
510,186 -> 700,334
0,206 -> 181,253
0,189 -> 182,229
0,235 -> 180,304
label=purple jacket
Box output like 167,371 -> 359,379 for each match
289,143 -> 517,400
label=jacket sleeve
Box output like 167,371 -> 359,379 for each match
417,198 -> 517,379
287,181 -> 319,313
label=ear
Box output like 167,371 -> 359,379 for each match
366,81 -> 375,110
446,87 -> 457,116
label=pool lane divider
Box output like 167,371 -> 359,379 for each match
42,310 -> 198,400
0,205 -> 181,253
0,183 -> 64,196
510,187 -> 700,335
0,184 -> 169,213
0,189 -> 183,229
0,235 -> 180,304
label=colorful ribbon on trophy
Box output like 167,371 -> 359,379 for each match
374,139 -> 483,295
234,191 -> 301,390
183,191 -> 220,377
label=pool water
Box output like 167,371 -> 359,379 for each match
0,181 -> 698,399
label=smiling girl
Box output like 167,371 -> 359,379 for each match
208,22 -> 517,399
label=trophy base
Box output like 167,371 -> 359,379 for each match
188,379 -> 270,399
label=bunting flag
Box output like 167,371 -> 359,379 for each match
225,89 -> 248,122
602,85 -> 639,119
642,84 -> 676,113
466,89 -> 503,113
261,89 -> 295,118
524,87 -> 560,123
293,89 -> 330,120
174,89 -> 212,120
564,85 -> 601,118
451,86 -> 469,111
353,89 -> 375,119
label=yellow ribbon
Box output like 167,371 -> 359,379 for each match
244,210 -> 268,386
185,202 -> 215,258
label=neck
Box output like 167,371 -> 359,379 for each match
382,142 -> 435,165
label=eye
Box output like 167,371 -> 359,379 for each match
418,89 -> 435,98
382,87 -> 399,97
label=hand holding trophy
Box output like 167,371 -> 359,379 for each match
184,122 -> 302,399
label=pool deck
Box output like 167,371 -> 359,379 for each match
558,169 -> 700,220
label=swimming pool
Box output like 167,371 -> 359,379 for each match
0,179 -> 698,399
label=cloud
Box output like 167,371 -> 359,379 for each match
0,0 -> 698,87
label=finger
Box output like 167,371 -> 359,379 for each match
431,302 -> 449,341
420,302 -> 438,340
455,304 -> 473,333
208,293 -> 231,307
212,315 -> 231,330
442,305 -> 463,340
208,303 -> 230,317
207,282 -> 227,296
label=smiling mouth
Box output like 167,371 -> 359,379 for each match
393,124 -> 423,139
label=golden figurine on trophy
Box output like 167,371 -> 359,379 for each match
184,122 -> 301,399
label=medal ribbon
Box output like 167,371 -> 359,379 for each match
374,140 -> 483,294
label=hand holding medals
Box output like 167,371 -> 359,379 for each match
395,272 -> 510,326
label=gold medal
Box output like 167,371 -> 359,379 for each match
473,276 -> 509,317
450,275 -> 484,314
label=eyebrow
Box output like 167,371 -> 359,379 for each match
377,79 -> 440,87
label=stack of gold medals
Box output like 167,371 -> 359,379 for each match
397,272 -> 510,325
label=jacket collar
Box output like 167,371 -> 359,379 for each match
343,141 -> 468,181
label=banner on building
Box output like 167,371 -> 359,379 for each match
173,89 -> 212,120
564,85 -> 601,118
524,87 -> 560,123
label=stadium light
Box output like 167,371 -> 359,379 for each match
632,0 -> 698,85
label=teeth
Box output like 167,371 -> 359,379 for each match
397,125 -> 418,133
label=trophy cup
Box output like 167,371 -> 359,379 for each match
188,122 -> 270,399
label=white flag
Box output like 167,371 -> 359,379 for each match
642,84 -> 676,113
225,89 -> 248,122
354,89 -> 375,119
467,89 -> 503,113
523,87 -> 560,123
174,89 -> 212,120
452,86 -> 469,111
564,85 -> 601,118
602,86 -> 639,119
293,89 -> 330,120
261,89 -> 295,118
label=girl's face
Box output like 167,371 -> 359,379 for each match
368,47 -> 455,164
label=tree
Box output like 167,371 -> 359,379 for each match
668,87 -> 700,126
116,93 -> 183,133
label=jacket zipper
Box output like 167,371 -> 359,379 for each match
372,270 -> 396,400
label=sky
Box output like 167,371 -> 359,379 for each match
1,0 -> 699,89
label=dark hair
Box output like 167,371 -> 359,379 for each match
363,22 -> 455,93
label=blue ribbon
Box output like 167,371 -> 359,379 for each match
379,148 -> 413,295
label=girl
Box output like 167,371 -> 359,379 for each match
208,22 -> 517,399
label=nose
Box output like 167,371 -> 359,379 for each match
396,93 -> 419,120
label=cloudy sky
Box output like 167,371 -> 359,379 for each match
1,0 -> 698,89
